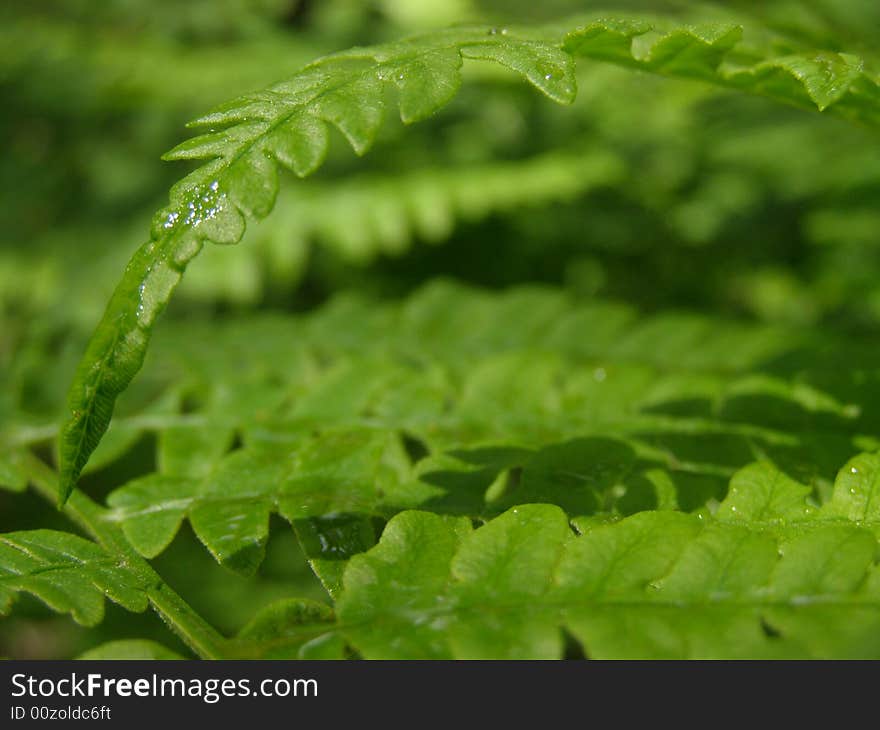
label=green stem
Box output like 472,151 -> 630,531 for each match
22,452 -> 230,660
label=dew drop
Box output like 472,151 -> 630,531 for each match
163,212 -> 180,230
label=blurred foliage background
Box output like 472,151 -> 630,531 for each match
2,0 -> 879,657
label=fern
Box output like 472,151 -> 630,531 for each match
0,530 -> 149,626
57,26 -> 580,502
564,19 -> 880,125
8,455 -> 879,658
5,5 -> 880,661
333,474 -> 880,659
58,16 -> 880,502
5,283 -> 866,582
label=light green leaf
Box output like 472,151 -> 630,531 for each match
79,640 -> 185,660
0,530 -> 149,626
825,452 -> 880,522
106,429 -> 415,573
236,598 -> 339,659
56,25 -> 588,502
564,19 -> 880,125
60,15 -> 880,501
338,511 -> 472,659
717,462 -> 815,521
389,47 -> 463,123
331,506 -> 880,659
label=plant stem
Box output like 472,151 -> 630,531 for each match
22,452 -> 230,660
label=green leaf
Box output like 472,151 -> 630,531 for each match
331,504 -> 880,659
263,114 -> 328,178
59,15 -> 880,501
106,429 -> 415,574
824,452 -> 880,522
460,38 -> 577,104
717,462 -> 815,522
445,504 -> 570,659
338,511 -> 472,659
79,640 -> 184,660
81,279 -> 872,574
0,530 -> 149,626
236,598 -> 340,659
57,26 -> 581,502
564,19 -> 880,124
293,516 -> 376,600
388,48 -> 462,124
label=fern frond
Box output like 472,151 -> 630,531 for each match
235,598 -> 341,659
59,16 -> 880,502
57,283 -> 867,574
0,530 -> 149,626
57,25 -> 578,503
564,18 -> 880,125
326,459 -> 880,659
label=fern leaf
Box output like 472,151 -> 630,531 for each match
57,26 -> 578,503
824,452 -> 880,522
564,19 -> 880,124
78,640 -> 185,660
292,517 -> 376,600
332,462 -> 880,659
59,16 -> 880,501
105,429 -> 418,574
235,597 -> 343,659
0,530 -> 149,626
72,280 -> 869,573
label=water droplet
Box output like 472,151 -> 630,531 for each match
163,212 -> 179,229
593,367 -> 607,382
851,467 -> 859,474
